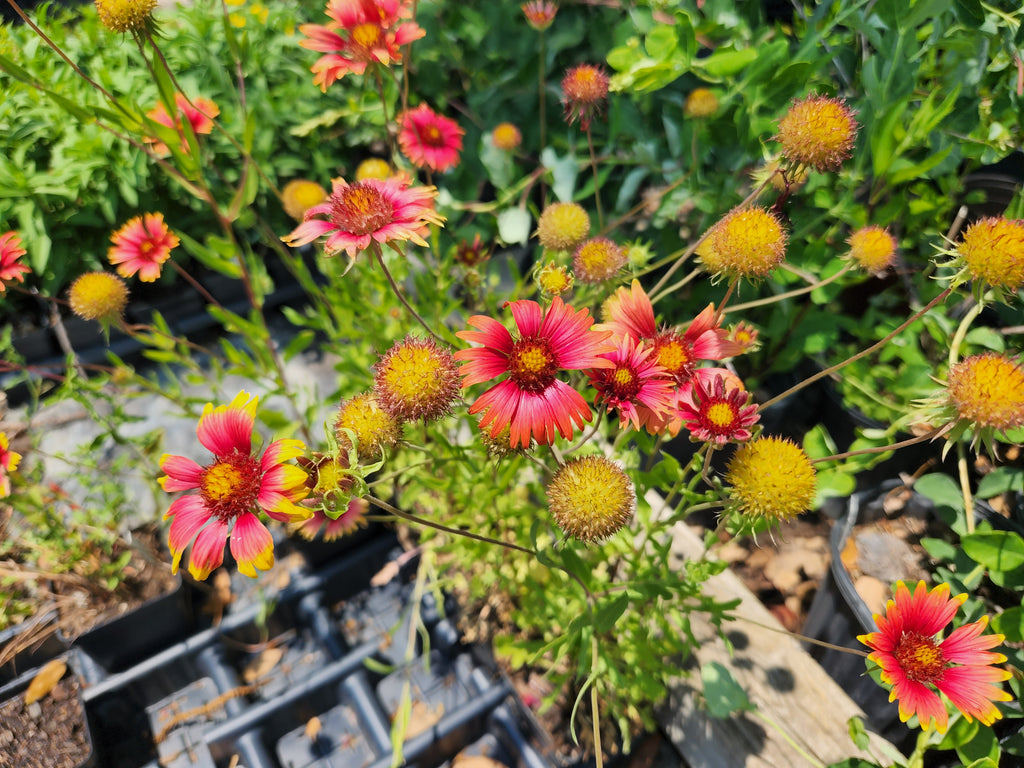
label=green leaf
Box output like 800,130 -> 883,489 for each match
961,530 -> 1024,572
977,467 -> 1024,498
953,0 -> 985,26
991,607 -> 1024,643
699,47 -> 758,79
496,207 -> 531,246
957,723 -> 998,766
847,716 -> 870,752
938,715 -> 980,750
593,594 -> 629,634
915,473 -> 965,512
700,661 -> 751,718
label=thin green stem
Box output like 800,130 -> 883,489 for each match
586,125 -> 603,229
373,243 -> 445,343
591,634 -> 604,768
750,709 -> 827,768
724,264 -> 853,315
759,287 -> 953,412
811,425 -> 949,464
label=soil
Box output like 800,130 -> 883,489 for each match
0,674 -> 91,768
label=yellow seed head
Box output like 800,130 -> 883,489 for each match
684,88 -> 719,119
948,353 -> 1024,432
335,393 -> 402,461
68,272 -> 129,322
536,202 -> 590,251
847,225 -> 897,272
698,207 -> 787,279
776,95 -> 857,172
282,179 -> 328,221
548,456 -> 635,542
373,336 -> 461,422
94,0 -> 157,32
957,217 -> 1024,292
355,157 -> 392,182
572,237 -> 626,284
492,123 -> 523,151
726,437 -> 817,524
536,261 -> 574,296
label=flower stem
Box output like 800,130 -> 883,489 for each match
373,243 -> 446,343
724,263 -> 853,315
810,425 -> 950,464
759,287 -> 953,412
586,125 -> 603,230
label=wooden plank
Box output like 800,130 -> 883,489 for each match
652,491 -> 901,768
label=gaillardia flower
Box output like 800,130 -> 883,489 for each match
94,0 -> 157,33
0,432 -> 22,498
335,393 -> 402,461
947,353 -> 1024,434
108,212 -> 179,282
684,87 -> 719,119
573,237 -> 626,284
536,261 -> 574,296
676,374 -> 758,446
373,335 -> 461,422
548,455 -> 635,542
282,175 -> 444,260
282,179 -> 329,221
521,0 -> 557,31
300,0 -> 425,91
144,93 -> 219,157
536,202 -> 590,252
398,104 -> 465,173
725,436 -> 816,525
159,392 -> 310,580
68,272 -> 129,323
729,321 -> 760,353
561,64 -> 609,130
698,207 -> 787,280
858,581 -> 1011,733
587,337 -> 674,431
291,501 -> 368,542
492,123 -> 523,151
954,216 -> 1024,294
776,94 -> 857,172
0,231 -> 30,291
847,225 -> 897,272
454,297 -> 616,448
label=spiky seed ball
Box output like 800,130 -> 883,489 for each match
847,225 -> 897,272
94,0 -> 156,32
948,353 -> 1024,432
355,157 -> 392,182
956,217 -> 1024,292
547,456 -> 635,542
684,88 -> 719,119
373,336 -> 461,422
776,95 -> 857,172
335,393 -> 402,461
536,261 -> 574,296
536,202 -> 590,251
492,123 -> 523,151
572,237 -> 626,284
698,207 -> 787,279
282,179 -> 328,221
68,272 -> 129,322
561,64 -> 609,130
726,437 -> 817,524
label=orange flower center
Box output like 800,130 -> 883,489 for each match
200,451 -> 261,520
654,336 -> 693,382
894,631 -> 946,684
607,366 -> 639,400
509,338 -> 557,393
331,184 -> 395,236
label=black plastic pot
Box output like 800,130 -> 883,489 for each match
0,610 -> 67,687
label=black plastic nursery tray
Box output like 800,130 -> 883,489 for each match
0,529 -> 556,768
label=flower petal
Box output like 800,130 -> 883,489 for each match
229,512 -> 275,578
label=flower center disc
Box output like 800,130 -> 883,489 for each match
424,125 -> 444,146
655,337 -> 692,380
351,22 -> 382,54
609,367 -> 639,400
509,338 -> 556,393
200,451 -> 261,520
894,631 -> 946,684
705,401 -> 736,429
332,184 -> 395,236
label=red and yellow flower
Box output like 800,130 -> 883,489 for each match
300,0 -> 425,91
108,212 -> 179,282
676,373 -> 758,446
159,392 -> 310,580
455,297 -> 616,448
144,93 -> 219,157
858,581 -> 1012,733
398,103 -> 465,173
561,64 -> 609,131
0,432 -> 21,498
521,0 -> 557,31
282,175 -> 444,260
0,231 -> 30,291
587,337 -> 674,431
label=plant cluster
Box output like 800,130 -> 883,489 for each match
1,1 -> 1023,766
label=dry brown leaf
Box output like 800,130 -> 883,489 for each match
24,659 -> 66,705
404,699 -> 445,738
242,646 -> 285,682
452,755 -> 506,768
305,716 -> 322,741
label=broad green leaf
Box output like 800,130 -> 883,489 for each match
977,467 -> 1024,498
961,530 -> 1024,572
701,662 -> 751,718
699,47 -> 758,79
593,594 -> 629,634
990,607 -> 1024,643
